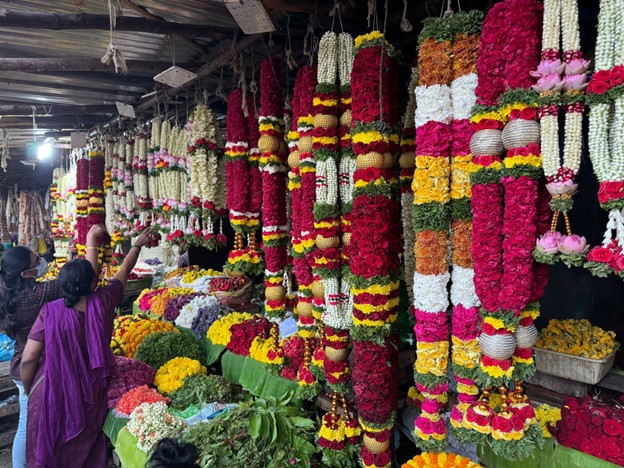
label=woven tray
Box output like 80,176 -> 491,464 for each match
533,345 -> 619,385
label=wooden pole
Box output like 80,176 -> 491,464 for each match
0,9 -> 233,38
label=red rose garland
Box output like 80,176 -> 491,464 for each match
75,155 -> 90,256
87,147 -> 112,263
350,31 -> 401,468
246,95 -> 263,256
259,57 -> 289,320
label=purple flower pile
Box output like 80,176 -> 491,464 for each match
107,356 -> 155,408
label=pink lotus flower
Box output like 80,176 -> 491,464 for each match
536,231 -> 562,255
546,179 -> 579,196
530,59 -> 565,78
565,58 -> 591,75
563,73 -> 588,91
532,74 -> 565,93
558,235 -> 588,255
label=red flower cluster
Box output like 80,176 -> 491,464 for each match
451,120 -> 473,156
597,181 -> 624,205
509,107 -> 537,121
587,242 -> 624,271
115,385 -> 169,416
107,356 -> 155,408
416,121 -> 452,156
475,2 -> 509,106
529,181 -> 551,302
554,396 -> 624,465
260,57 -> 283,118
414,309 -> 450,343
227,316 -> 271,356
349,195 -> 401,279
587,65 -> 624,95
352,339 -> 399,425
247,100 -> 263,215
226,89 -> 250,216
361,446 -> 391,467
351,47 -> 400,126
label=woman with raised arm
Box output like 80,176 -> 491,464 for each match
0,224 -> 103,468
20,226 -> 153,468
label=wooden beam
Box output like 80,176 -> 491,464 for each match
135,34 -> 264,114
0,104 -> 116,116
0,9 -> 233,38
261,0 -> 357,17
0,58 -> 200,73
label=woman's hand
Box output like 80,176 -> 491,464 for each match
87,225 -> 107,246
133,228 -> 152,248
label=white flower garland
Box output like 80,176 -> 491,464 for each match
412,272 -> 450,313
318,32 -> 338,84
414,85 -> 453,127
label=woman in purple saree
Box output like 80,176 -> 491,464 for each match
20,227 -> 152,468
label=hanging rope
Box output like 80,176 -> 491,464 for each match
303,10 -> 317,60
442,0 -> 454,18
1,129 -> 10,173
285,14 -> 297,71
376,0 -> 390,131
101,0 -> 127,74
216,67 -> 228,102
367,0 -> 376,28
400,0 -> 413,32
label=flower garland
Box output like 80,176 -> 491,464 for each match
225,89 -> 263,277
584,0 -> 624,279
532,0 -> 590,268
350,31 -> 401,468
88,146 -> 112,264
463,0 -> 546,459
412,16 -> 454,451
247,95 -> 263,253
75,154 -> 89,256
187,103 -> 226,250
126,402 -> 186,453
258,56 -> 289,320
133,128 -> 151,227
448,11 -> 483,439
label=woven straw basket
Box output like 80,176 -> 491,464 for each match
470,129 -> 503,156
533,344 -> 620,385
514,324 -> 539,349
479,333 -> 517,360
501,119 -> 541,150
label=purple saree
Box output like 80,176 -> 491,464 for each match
26,280 -> 123,468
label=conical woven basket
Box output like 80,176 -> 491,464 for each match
470,129 -> 504,156
479,333 -> 516,360
501,119 -> 541,150
514,324 -> 539,349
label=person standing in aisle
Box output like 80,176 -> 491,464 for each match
0,224 -> 104,468
20,227 -> 152,468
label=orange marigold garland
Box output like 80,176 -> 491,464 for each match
350,31 -> 401,468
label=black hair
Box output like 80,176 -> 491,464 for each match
147,438 -> 198,468
58,259 -> 95,308
0,246 -> 35,339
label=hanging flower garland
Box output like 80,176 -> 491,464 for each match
411,16 -> 453,451
350,31 -> 401,468
533,0 -> 590,268
75,154 -> 89,256
259,56 -> 289,324
124,138 -> 138,237
133,128 -> 151,229
463,0 -> 546,460
584,0 -> 624,279
448,10 -> 483,440
187,103 -> 226,250
225,89 -> 264,276
247,96 -> 263,253
88,145 -> 112,263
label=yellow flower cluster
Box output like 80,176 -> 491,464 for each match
402,452 -> 483,468
415,341 -> 449,377
536,319 -> 618,359
534,404 -> 561,438
450,155 -> 472,200
354,30 -> 385,49
165,266 -> 199,280
112,316 -> 177,358
153,357 -> 207,394
249,336 -> 284,365
182,269 -> 222,283
206,312 -> 254,346
451,336 -> 480,370
412,156 -> 451,205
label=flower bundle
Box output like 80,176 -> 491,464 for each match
187,103 -> 226,250
175,294 -> 219,329
135,331 -> 205,371
111,314 -> 177,358
534,403 -> 561,438
349,31 -> 401,467
115,385 -> 170,417
553,396 -> 624,465
401,452 -> 483,468
75,156 -> 89,255
535,318 -> 618,358
127,402 -> 186,453
225,89 -> 263,277
584,0 -> 624,279
190,300 -> 230,338
107,356 -> 155,408
206,311 -> 254,346
318,406 -> 361,467
162,291 -> 200,321
153,356 -> 207,394
532,0 -> 590,268
227,314 -> 272,356
258,56 -> 289,319
412,16 -> 454,451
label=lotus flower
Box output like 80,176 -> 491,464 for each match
532,74 -> 565,93
536,231 -> 563,255
546,179 -> 579,196
530,59 -> 565,78
565,58 -> 591,75
563,73 -> 588,91
558,234 -> 588,255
